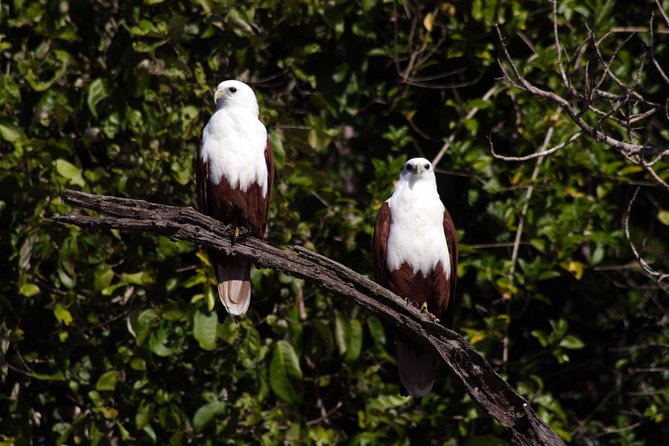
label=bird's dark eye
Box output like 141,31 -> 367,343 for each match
229,87 -> 237,93
424,163 -> 430,170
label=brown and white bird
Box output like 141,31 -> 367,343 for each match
196,80 -> 274,317
372,158 -> 458,397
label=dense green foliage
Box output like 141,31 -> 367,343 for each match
2,0 -> 669,444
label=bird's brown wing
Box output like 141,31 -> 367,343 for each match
196,142 -> 208,216
440,207 -> 458,328
372,202 -> 391,287
261,137 -> 275,238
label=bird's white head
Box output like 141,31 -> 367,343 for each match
213,80 -> 259,116
398,157 -> 436,186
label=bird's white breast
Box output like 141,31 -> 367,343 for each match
201,108 -> 269,197
386,181 -> 451,278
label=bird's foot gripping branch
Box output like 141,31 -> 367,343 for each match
55,189 -> 565,446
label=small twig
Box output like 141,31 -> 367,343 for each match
641,161 -> 669,193
306,400 -> 343,426
653,0 -> 669,27
432,85 -> 501,167
552,0 -> 571,90
623,188 -> 669,285
649,11 -> 669,86
610,27 -> 669,34
501,108 -> 562,369
490,132 -> 582,162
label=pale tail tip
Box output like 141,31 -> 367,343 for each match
217,280 -> 251,317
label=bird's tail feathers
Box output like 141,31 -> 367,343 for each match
215,255 -> 251,317
395,333 -> 438,398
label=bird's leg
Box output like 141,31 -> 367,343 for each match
420,302 -> 438,322
225,225 -> 241,247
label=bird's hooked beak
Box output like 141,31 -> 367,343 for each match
214,88 -> 225,109
415,164 -> 423,175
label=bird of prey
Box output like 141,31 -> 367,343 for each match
372,157 -> 458,397
197,80 -> 274,317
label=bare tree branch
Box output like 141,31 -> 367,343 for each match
494,24 -> 666,156
655,0 -> 669,28
650,11 -> 669,86
502,108 -> 562,368
432,84 -> 502,167
490,131 -> 582,162
624,188 -> 669,289
552,0 -> 571,90
54,189 -> 566,446
494,2 -> 669,192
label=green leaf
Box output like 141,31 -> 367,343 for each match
26,49 -> 70,92
193,401 -> 225,432
566,261 -> 584,280
96,371 -> 120,391
560,335 -> 585,350
0,116 -> 25,143
93,264 -> 114,292
54,159 -> 85,187
531,329 -> 549,347
19,283 -> 40,297
658,210 -> 669,226
345,319 -> 363,362
120,271 -> 154,285
115,420 -> 133,440
269,340 -> 303,404
334,313 -> 349,356
135,403 -> 154,430
31,370 -> 65,381
149,325 -> 173,356
367,316 -> 386,346
87,79 -> 107,118
54,303 -> 73,325
193,310 -> 217,351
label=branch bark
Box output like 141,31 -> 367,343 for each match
54,189 -> 565,446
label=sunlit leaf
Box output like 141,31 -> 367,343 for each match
560,335 -> 585,350
658,210 -> 669,226
96,371 -> 120,391
193,401 -> 225,432
19,283 -> 40,297
54,159 -> 86,187
0,116 -> 25,143
423,12 -> 434,32
54,303 -> 73,325
87,79 -> 107,118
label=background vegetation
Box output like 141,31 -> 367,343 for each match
1,0 -> 668,444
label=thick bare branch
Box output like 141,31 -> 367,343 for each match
55,189 -> 566,446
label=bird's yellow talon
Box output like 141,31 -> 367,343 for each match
420,302 -> 438,321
